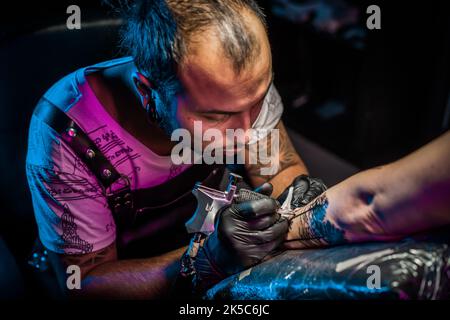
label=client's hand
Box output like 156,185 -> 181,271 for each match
193,184 -> 289,292
284,170 -> 402,249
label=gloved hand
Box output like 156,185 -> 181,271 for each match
192,183 -> 289,293
277,174 -> 327,209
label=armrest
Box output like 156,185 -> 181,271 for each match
206,239 -> 450,300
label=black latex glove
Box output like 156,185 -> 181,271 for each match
277,174 -> 327,209
193,183 -> 289,293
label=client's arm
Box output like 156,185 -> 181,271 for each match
285,131 -> 450,248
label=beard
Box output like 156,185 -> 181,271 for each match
154,79 -> 182,136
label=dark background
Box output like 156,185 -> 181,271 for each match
0,0 -> 449,298
1,0 -> 449,164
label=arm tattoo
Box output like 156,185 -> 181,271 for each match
284,193 -> 347,248
245,121 -> 302,181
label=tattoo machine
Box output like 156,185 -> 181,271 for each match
184,173 -> 296,258
184,173 -> 242,258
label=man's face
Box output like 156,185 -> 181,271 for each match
169,13 -> 273,153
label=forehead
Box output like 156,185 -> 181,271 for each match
179,63 -> 272,113
177,16 -> 272,112
179,49 -> 272,113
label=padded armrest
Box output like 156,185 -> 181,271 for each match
206,239 -> 450,300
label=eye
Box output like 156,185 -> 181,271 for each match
201,113 -> 231,123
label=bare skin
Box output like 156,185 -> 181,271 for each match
52,8 -> 307,299
49,243 -> 186,299
285,131 -> 450,249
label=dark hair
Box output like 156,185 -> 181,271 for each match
106,0 -> 266,88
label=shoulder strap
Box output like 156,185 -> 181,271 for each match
34,99 -> 123,190
34,99 -> 136,230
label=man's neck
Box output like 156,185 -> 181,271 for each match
86,61 -> 175,157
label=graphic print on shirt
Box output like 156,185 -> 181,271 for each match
89,126 -> 141,167
67,125 -> 142,186
59,204 -> 94,254
45,172 -> 104,202
45,124 -> 144,253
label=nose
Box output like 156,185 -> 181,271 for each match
233,111 -> 253,145
238,111 -> 253,131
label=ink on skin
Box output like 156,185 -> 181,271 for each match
288,193 -> 347,247
309,194 -> 347,245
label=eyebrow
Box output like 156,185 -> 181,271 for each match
199,72 -> 274,115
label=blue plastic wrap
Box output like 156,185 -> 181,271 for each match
206,239 -> 450,300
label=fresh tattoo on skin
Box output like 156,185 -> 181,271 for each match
284,193 -> 347,249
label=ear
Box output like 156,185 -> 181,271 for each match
132,72 -> 154,107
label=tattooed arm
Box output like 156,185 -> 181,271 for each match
285,131 -> 450,248
245,120 -> 308,197
49,242 -> 186,299
284,193 -> 342,248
